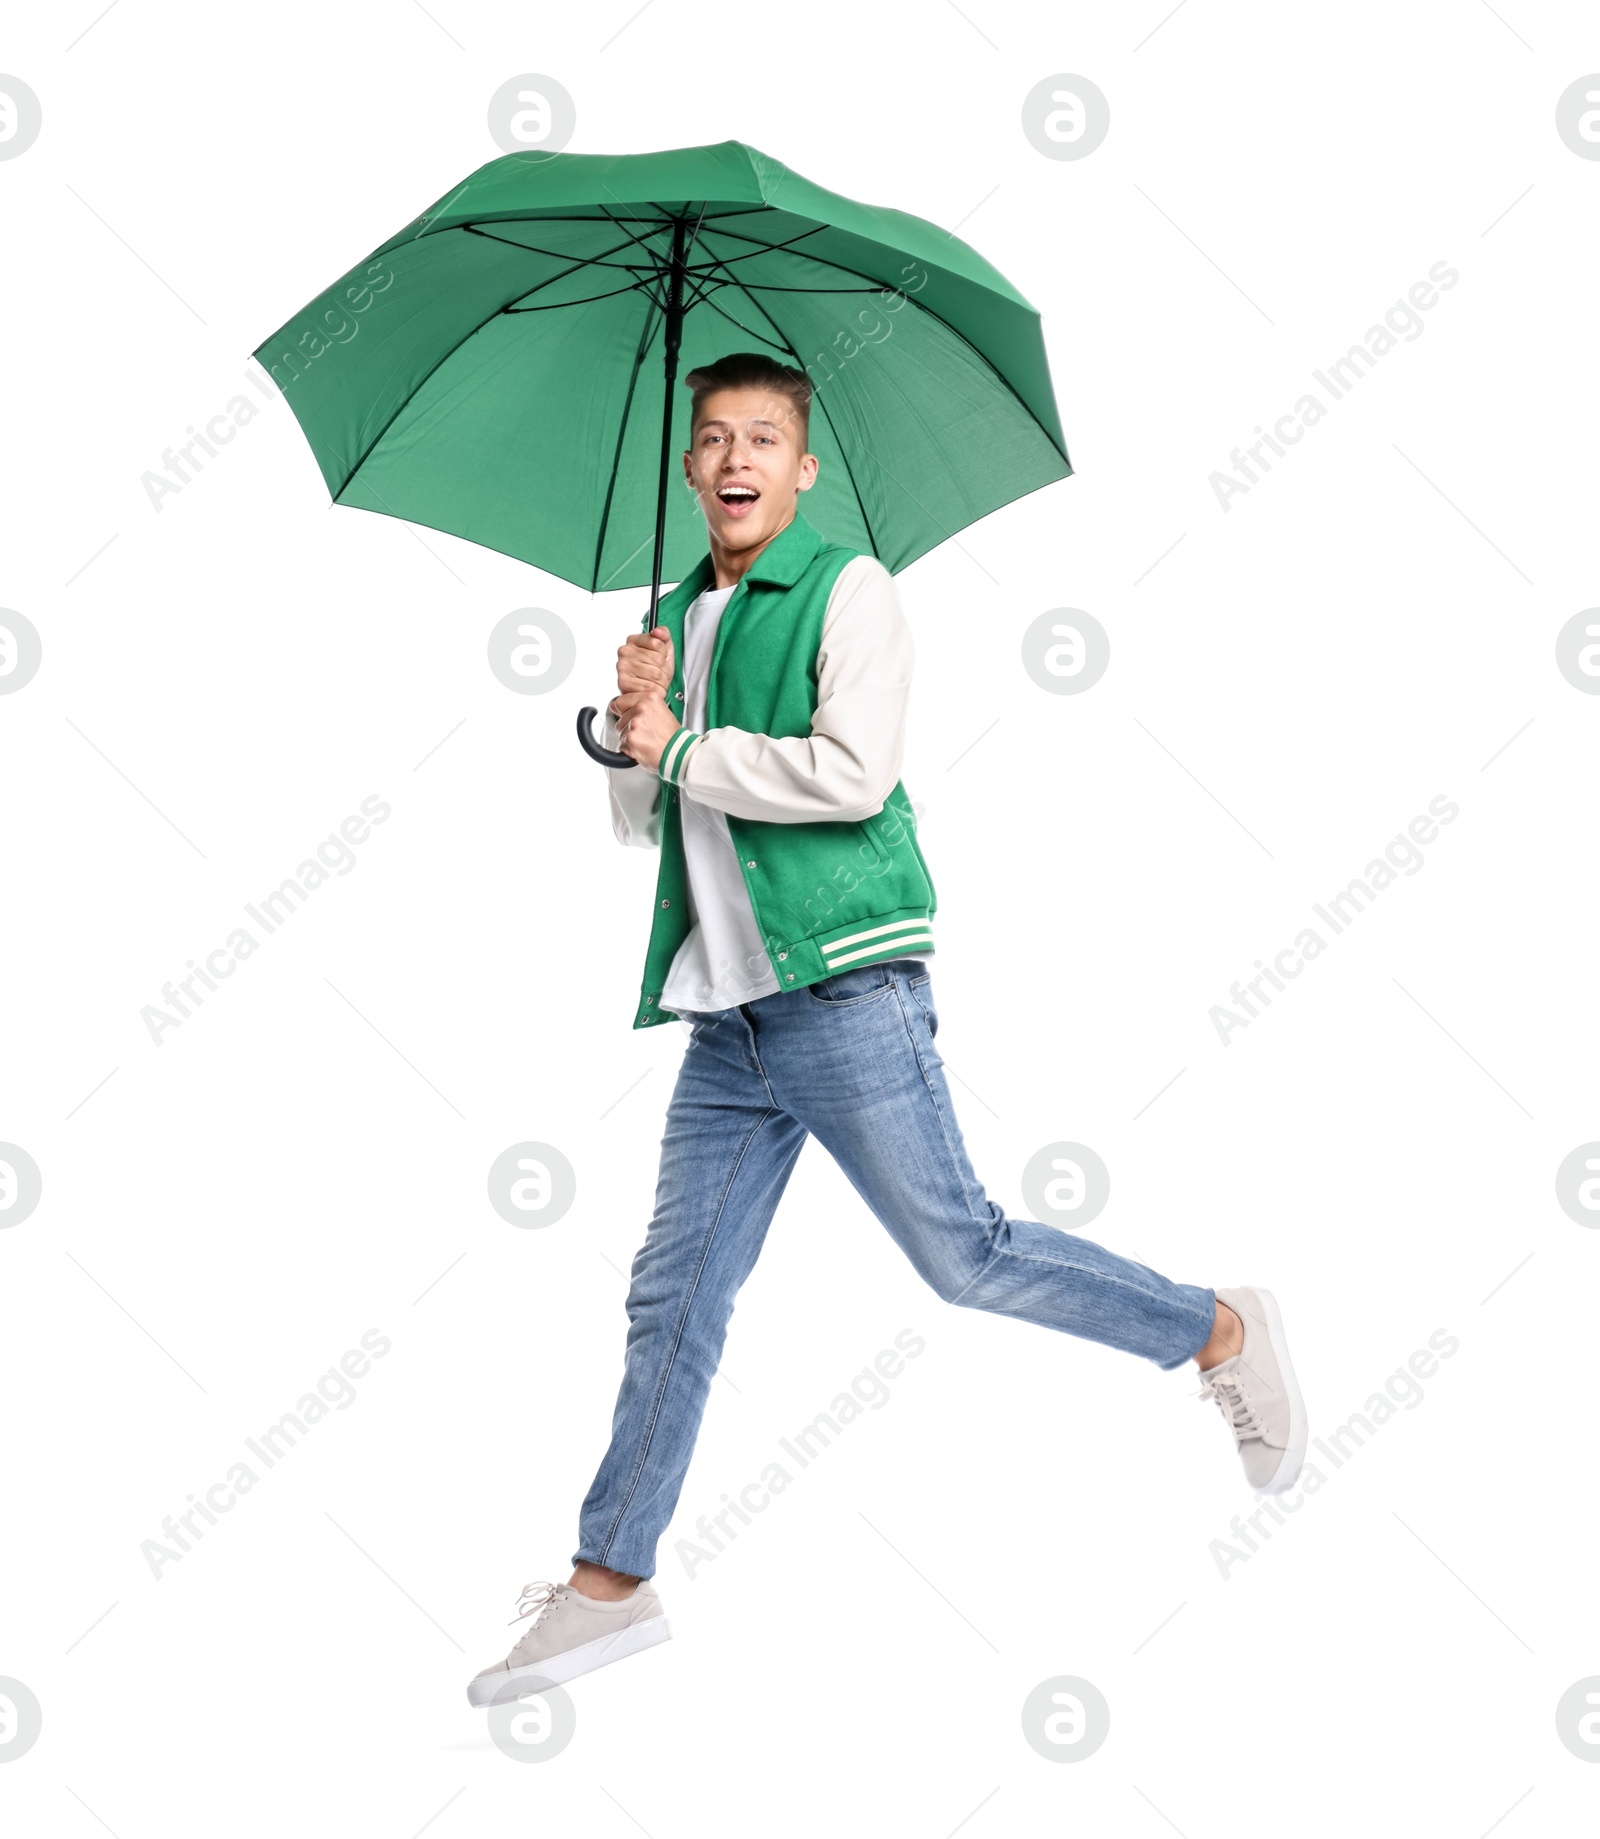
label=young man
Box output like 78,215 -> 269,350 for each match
466,353 -> 1308,1709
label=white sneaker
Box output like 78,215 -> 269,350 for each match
466,1578 -> 671,1707
1196,1285 -> 1308,1494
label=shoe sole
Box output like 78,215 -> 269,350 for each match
467,1615 -> 672,1707
1246,1285 -> 1308,1494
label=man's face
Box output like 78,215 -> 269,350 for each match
684,385 -> 817,550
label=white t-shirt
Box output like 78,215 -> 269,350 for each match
656,584 -> 782,1015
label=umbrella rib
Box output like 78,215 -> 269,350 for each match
583,202 -> 713,319
336,294 -> 529,501
727,291 -> 1059,570
592,293 -> 664,592
686,288 -> 795,357
459,211 -> 832,320
338,219 -> 688,498
595,202 -> 700,310
664,224 -> 862,304
696,220 -> 946,299
445,207 -> 758,225
676,266 -> 751,316
720,283 -> 892,294
677,210 -> 793,319
463,223 -> 661,277
339,218 -> 668,493
460,216 -> 842,309
691,220 -> 878,261
680,222 -> 831,272
697,224 -> 1064,463
503,278 -> 660,312
462,220 -> 685,319
464,215 -> 728,318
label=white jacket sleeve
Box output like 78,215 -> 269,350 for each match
601,702 -> 663,847
661,555 -> 910,825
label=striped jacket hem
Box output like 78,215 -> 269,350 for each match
816,917 -> 937,971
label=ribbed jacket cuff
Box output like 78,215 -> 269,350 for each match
658,728 -> 702,786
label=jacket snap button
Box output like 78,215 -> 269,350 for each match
661,899 -> 670,907
785,973 -> 794,982
746,859 -> 756,869
674,691 -> 682,700
777,951 -> 787,960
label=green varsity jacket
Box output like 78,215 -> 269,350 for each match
626,511 -> 937,1029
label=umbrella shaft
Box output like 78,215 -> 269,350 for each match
646,216 -> 690,634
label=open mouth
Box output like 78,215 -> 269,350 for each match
715,485 -> 761,518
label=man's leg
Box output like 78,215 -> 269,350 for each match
756,960 -> 1216,1369
573,1005 -> 808,1584
1193,1299 -> 1245,1368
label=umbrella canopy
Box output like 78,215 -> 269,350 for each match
252,139 -> 1072,596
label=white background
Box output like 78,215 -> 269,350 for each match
2,1 -> 1596,1830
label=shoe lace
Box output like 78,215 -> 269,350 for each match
508,1580 -> 566,1628
1196,1366 -> 1267,1441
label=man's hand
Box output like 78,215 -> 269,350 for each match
609,626 -> 680,773
616,626 -> 674,698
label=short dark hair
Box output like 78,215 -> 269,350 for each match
684,351 -> 812,451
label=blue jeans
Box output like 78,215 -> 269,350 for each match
574,957 -> 1216,1580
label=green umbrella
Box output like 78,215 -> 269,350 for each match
252,139 -> 1072,767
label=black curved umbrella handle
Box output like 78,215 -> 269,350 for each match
576,704 -> 637,769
